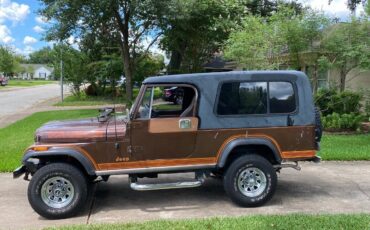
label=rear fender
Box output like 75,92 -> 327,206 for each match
217,138 -> 282,168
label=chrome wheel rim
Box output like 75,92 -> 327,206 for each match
237,167 -> 267,197
41,176 -> 74,208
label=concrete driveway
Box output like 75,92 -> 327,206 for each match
1,161 -> 370,230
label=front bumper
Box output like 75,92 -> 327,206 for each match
13,165 -> 26,179
13,158 -> 40,179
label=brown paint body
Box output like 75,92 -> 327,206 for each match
32,116 -> 317,173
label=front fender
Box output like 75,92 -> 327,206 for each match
21,147 -> 97,176
217,138 -> 282,168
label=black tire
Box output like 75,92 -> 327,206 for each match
223,154 -> 277,207
315,107 -> 323,142
28,163 -> 88,219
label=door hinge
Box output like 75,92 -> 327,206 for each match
127,145 -> 143,153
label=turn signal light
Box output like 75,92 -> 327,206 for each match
32,146 -> 49,152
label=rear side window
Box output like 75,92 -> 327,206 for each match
217,82 -> 267,115
269,82 -> 296,113
217,81 -> 296,115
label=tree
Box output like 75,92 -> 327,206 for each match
134,54 -> 164,82
329,0 -> 368,14
0,46 -> 16,76
366,1 -> 370,15
162,0 -> 304,74
321,16 -> 370,91
224,8 -> 328,64
40,0 -> 170,100
51,44 -> 88,95
28,47 -> 53,64
243,0 -> 305,17
224,16 -> 280,70
160,0 -> 241,74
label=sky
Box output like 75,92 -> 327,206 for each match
0,0 -> 366,57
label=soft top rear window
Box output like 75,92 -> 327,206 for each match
217,81 -> 296,115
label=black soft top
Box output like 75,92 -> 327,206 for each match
144,70 -> 305,85
143,71 -> 315,129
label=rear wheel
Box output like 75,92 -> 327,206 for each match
223,154 -> 277,207
28,163 -> 88,219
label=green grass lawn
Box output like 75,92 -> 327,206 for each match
47,214 -> 370,230
319,134 -> 370,160
6,80 -> 57,87
54,87 -> 151,106
0,110 -> 98,172
54,95 -> 125,106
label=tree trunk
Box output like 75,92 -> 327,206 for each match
312,63 -> 318,94
120,42 -> 133,101
168,49 -> 183,74
339,68 -> 346,92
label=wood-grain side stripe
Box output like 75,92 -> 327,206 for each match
98,157 -> 217,170
280,150 -> 316,159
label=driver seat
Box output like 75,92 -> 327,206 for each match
180,96 -> 196,117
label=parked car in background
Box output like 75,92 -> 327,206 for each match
117,76 -> 126,86
0,75 -> 8,86
163,86 -> 184,104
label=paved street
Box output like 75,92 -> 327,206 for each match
0,84 -> 65,118
1,161 -> 370,230
0,84 -> 72,128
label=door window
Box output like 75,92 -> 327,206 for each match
135,85 -> 197,119
136,87 -> 153,119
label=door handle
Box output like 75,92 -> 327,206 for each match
179,119 -> 192,129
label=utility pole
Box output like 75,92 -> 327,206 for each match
60,45 -> 64,102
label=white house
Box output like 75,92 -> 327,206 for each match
18,64 -> 54,80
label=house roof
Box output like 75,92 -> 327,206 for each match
202,56 -> 237,71
19,64 -> 54,72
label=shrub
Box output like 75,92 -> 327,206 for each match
85,84 -> 98,96
153,87 -> 163,99
322,112 -> 363,131
315,89 -> 362,116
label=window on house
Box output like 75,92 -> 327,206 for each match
318,69 -> 328,89
306,66 -> 328,89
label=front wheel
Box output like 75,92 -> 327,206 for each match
28,163 -> 88,219
223,154 -> 277,207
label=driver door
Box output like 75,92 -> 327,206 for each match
129,85 -> 198,162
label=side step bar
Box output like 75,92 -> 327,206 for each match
130,174 -> 205,191
274,162 -> 301,171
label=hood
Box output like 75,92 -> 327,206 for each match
35,116 -> 127,144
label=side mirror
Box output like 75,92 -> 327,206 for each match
126,108 -> 131,121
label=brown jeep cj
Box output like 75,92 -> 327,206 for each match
14,71 -> 322,219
